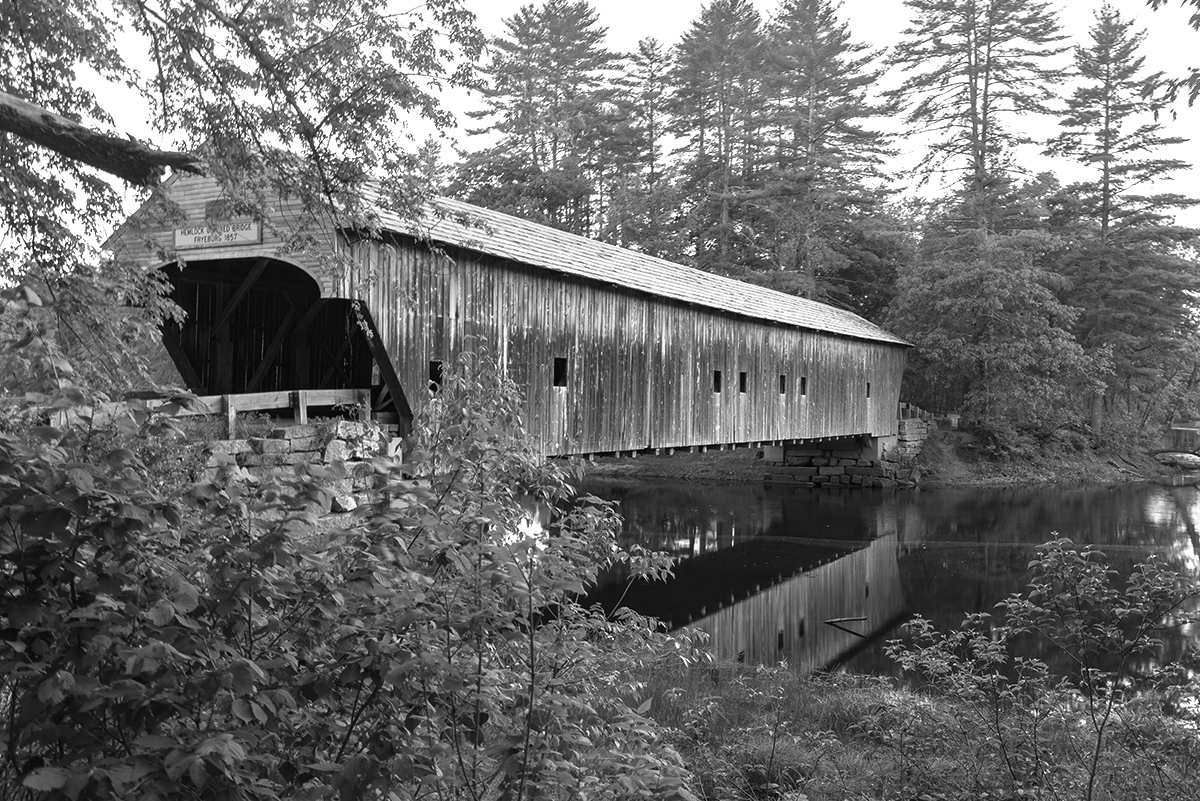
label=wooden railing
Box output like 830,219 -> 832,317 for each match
182,388 -> 372,437
45,388 -> 372,439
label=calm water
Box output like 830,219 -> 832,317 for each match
582,479 -> 1200,674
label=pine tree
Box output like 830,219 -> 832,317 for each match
601,39 -> 686,258
749,0 -> 894,309
1047,4 -> 1200,435
668,0 -> 766,272
887,0 -> 1068,230
453,0 -> 616,234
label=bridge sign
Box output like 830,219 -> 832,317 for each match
174,220 -> 262,249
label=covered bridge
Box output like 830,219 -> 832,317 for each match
111,174 -> 909,457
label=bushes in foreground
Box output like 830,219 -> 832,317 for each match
0,351 -> 700,801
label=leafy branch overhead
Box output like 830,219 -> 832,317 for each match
1,0 -> 485,281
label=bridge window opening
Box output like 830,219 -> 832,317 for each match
777,630 -> 785,651
797,618 -> 806,639
800,376 -> 808,396
553,357 -> 568,387
866,382 -> 871,398
738,371 -> 747,393
713,370 -> 723,393
429,360 -> 444,393
778,375 -> 786,395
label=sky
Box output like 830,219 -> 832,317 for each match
101,0 -> 1200,221
448,0 -> 1200,219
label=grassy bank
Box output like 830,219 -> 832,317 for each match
634,660 -> 1200,801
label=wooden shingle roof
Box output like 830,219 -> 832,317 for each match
372,196 -> 909,347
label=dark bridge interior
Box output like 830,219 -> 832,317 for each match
160,257 -> 409,422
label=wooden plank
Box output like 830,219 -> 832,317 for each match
245,302 -> 298,392
292,390 -> 309,425
304,388 -> 367,406
209,257 -> 269,336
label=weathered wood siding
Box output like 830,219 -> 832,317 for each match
340,235 -> 908,456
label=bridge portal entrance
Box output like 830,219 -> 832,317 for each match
159,257 -> 410,427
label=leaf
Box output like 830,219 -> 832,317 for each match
23,767 -> 71,790
232,698 -> 253,723
134,734 -> 179,749
167,573 -> 200,613
228,659 -> 266,695
147,600 -> 175,626
195,733 -> 247,763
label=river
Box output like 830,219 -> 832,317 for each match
582,478 -> 1200,674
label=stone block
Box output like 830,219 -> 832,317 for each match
846,466 -> 885,477
851,475 -> 863,485
812,475 -> 830,483
330,420 -> 367,440
331,494 -> 358,513
287,435 -> 326,453
811,456 -> 830,466
323,439 -> 352,464
818,466 -> 845,475
785,455 -> 813,466
856,459 -> 874,467
270,424 -> 321,440
250,438 -> 292,454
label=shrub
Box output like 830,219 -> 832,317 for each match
888,538 -> 1200,801
0,345 -> 698,800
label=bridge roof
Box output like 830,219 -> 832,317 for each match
372,196 -> 909,346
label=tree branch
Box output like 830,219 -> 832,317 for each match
0,89 -> 203,186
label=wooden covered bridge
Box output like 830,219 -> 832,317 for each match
111,175 -> 910,458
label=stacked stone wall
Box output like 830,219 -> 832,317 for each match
894,418 -> 930,458
202,420 -> 396,513
763,443 -> 915,488
763,402 -> 942,488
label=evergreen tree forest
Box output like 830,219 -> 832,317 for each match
450,0 -> 1200,450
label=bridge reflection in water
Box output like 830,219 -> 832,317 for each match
586,480 -> 907,672
688,534 -> 903,672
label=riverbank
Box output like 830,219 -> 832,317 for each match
580,427 -> 1164,487
639,659 -> 1199,801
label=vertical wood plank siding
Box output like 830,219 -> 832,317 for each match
343,236 -> 908,456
